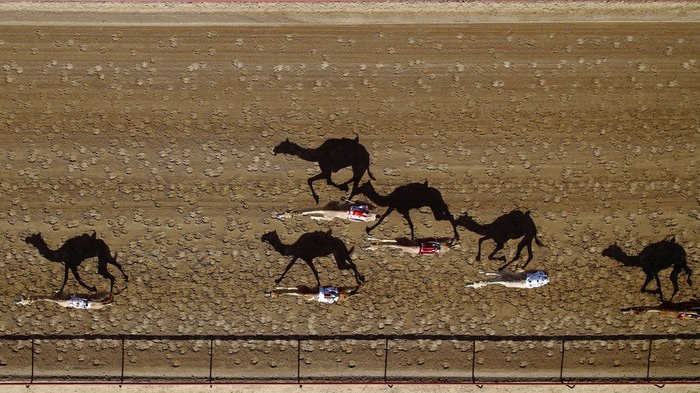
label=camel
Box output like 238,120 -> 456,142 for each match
15,291 -> 114,310
455,210 -> 543,271
261,230 -> 365,286
274,200 -> 378,222
602,235 -> 692,301
361,235 -> 459,256
465,270 -> 550,289
272,135 -> 375,203
265,284 -> 361,304
25,232 -> 128,293
349,180 -> 459,240
621,299 -> 700,320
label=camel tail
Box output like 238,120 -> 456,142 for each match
535,235 -> 545,247
367,167 -> 376,180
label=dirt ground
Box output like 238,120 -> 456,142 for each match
0,1 -> 698,382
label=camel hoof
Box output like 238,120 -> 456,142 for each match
124,275 -> 130,282
89,286 -> 97,292
358,274 -> 365,283
338,184 -> 349,192
365,228 -> 371,234
313,195 -> 320,204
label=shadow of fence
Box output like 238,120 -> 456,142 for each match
0,333 -> 698,385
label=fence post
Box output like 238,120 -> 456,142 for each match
297,338 -> 301,386
29,338 -> 35,386
384,338 -> 389,384
559,339 -> 566,383
471,339 -> 476,384
120,337 -> 125,386
209,338 -> 214,386
646,338 -> 653,380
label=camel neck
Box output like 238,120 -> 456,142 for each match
288,143 -> 317,163
618,252 -> 641,266
268,236 -> 293,256
30,238 -> 63,263
457,214 -> 488,235
362,186 -> 390,207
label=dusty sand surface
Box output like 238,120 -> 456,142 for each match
3,383 -> 700,393
0,1 -> 698,382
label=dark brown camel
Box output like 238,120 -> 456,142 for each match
602,235 -> 692,301
455,210 -> 543,271
349,180 -> 459,240
25,232 -> 128,293
261,230 -> 365,286
272,135 -> 375,203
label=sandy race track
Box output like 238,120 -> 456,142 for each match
0,1 -> 698,382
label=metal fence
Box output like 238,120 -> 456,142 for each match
0,333 -> 699,385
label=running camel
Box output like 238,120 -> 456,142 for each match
261,230 -> 365,286
273,135 -> 375,204
25,232 -> 128,293
350,180 -> 459,240
455,210 -> 544,271
602,235 -> 692,301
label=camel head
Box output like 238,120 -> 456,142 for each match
602,244 -> 636,266
261,230 -> 279,245
351,181 -> 373,199
272,139 -> 295,156
25,233 -> 43,246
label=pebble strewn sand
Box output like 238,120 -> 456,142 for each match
0,2 -> 698,380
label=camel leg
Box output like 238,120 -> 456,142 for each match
70,265 -> 97,292
59,264 -> 70,292
399,211 -> 416,239
669,267 -> 682,301
366,207 -> 394,234
522,240 -> 535,269
302,258 -> 321,287
333,252 -> 364,284
488,242 -> 506,262
511,238 -> 527,262
653,273 -> 664,301
432,208 -> 460,241
276,256 -> 300,285
307,172 -> 329,204
683,264 -> 693,286
107,257 -> 129,282
340,165 -> 366,194
476,237 -> 486,261
97,260 -> 116,293
449,217 -> 460,241
640,273 -> 655,294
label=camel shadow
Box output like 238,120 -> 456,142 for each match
455,210 -> 544,271
261,229 -> 365,286
602,235 -> 692,301
273,134 -> 375,204
349,180 -> 459,240
25,231 -> 128,293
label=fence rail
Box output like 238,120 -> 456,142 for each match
1,333 -> 698,385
